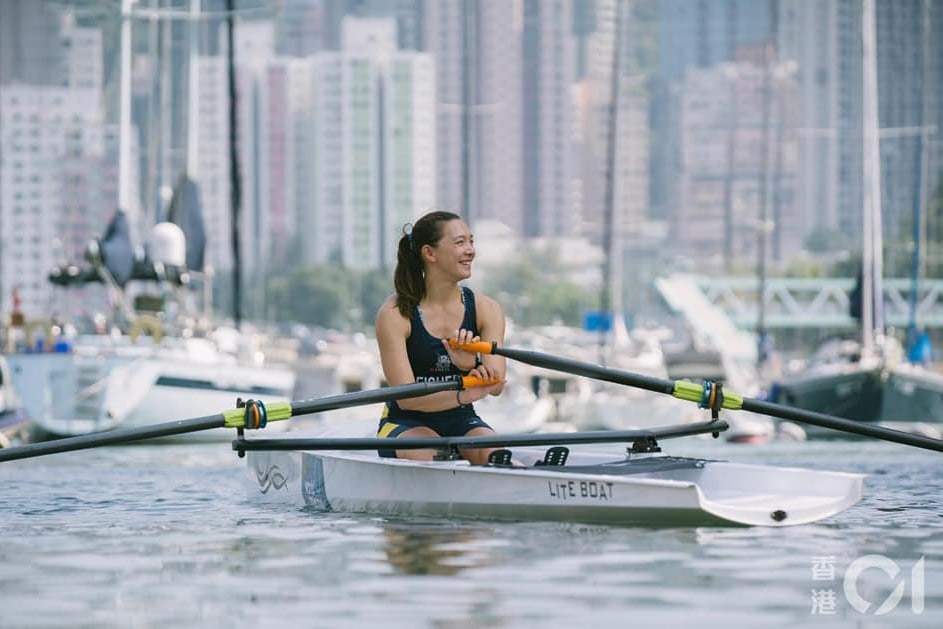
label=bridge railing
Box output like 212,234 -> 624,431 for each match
688,276 -> 943,330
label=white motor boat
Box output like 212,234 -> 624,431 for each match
6,331 -> 295,441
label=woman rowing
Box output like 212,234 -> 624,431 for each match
375,210 -> 506,463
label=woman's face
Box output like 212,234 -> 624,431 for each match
426,219 -> 475,280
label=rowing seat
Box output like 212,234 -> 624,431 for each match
487,449 -> 513,466
535,446 -> 569,467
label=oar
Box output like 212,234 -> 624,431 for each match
452,339 -> 943,454
0,376 -> 495,463
235,418 -> 728,453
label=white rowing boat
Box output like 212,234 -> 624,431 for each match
241,426 -> 864,528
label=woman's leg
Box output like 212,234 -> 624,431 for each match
459,426 -> 498,465
395,425 -> 442,460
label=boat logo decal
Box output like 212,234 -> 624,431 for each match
256,464 -> 289,493
548,480 -> 614,501
302,456 -> 331,510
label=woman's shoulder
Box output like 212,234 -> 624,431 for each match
470,289 -> 504,317
379,293 -> 398,310
376,294 -> 410,331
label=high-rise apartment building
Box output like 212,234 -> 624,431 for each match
273,0 -> 343,56
194,22 -> 281,281
522,0 -> 575,238
193,56 -> 233,274
778,0 -> 942,266
0,0 -> 63,86
0,86 -> 122,317
873,0 -> 940,269
577,0 -> 651,248
424,0 -> 522,231
650,0 -> 773,234
259,58 -> 308,271
676,61 -> 800,268
0,8 -> 136,318
61,15 -> 104,91
306,17 -> 435,269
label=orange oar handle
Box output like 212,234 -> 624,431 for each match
460,375 -> 502,389
447,339 -> 497,355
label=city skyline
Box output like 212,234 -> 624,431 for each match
1,0 -> 941,321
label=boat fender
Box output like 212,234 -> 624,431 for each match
129,315 -> 163,344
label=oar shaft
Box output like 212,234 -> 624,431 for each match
290,379 -> 465,417
453,339 -> 943,454
0,378 -> 487,463
743,398 -> 943,453
0,414 -> 224,463
494,346 -> 677,396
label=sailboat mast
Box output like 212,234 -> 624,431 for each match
226,0 -> 243,326
756,2 -> 776,366
918,0 -> 932,284
118,0 -> 134,212
598,0 -> 626,365
908,0 -> 932,342
861,0 -> 883,353
461,0 -> 476,223
186,0 -> 200,179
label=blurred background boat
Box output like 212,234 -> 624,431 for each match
770,4 -> 943,440
2,211 -> 296,441
0,355 -> 32,448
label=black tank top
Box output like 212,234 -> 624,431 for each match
386,286 -> 478,419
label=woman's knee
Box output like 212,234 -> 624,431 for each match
395,426 -> 441,460
460,427 -> 497,465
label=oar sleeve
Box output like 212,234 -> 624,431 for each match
449,339 -> 496,355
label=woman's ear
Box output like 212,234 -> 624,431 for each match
420,243 -> 435,264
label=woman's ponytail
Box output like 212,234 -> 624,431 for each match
393,229 -> 424,317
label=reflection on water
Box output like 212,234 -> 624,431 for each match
0,440 -> 941,626
382,522 -> 498,576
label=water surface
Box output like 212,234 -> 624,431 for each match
1,438 -> 940,627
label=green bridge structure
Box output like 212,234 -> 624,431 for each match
654,274 -> 943,337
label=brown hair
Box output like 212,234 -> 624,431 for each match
393,210 -> 462,317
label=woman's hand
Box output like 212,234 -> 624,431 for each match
459,364 -> 505,404
442,328 -> 480,372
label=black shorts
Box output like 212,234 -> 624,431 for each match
376,413 -> 493,458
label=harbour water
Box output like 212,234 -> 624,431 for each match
1,436 -> 940,627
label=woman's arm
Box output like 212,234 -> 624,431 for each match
474,293 -> 506,396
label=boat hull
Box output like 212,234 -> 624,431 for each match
0,408 -> 32,448
5,346 -> 295,441
774,366 -> 884,435
775,362 -> 943,436
245,448 -> 863,527
880,364 -> 943,426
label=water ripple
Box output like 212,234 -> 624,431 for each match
1,441 -> 941,627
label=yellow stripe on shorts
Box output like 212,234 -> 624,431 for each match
377,421 -> 400,438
